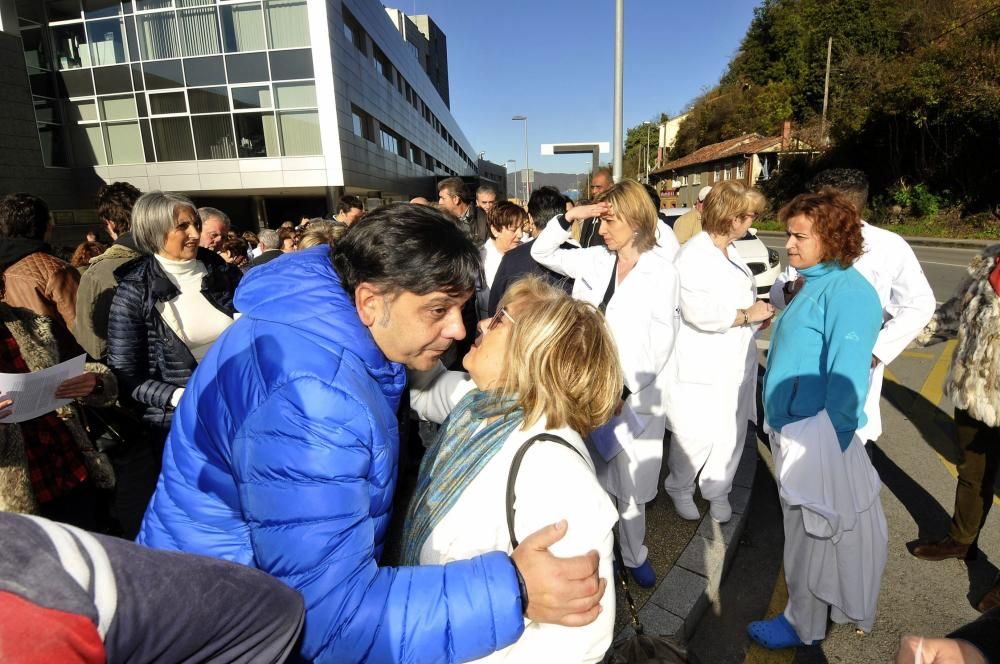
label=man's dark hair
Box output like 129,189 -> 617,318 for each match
0,193 -> 50,240
807,168 -> 869,215
643,183 -> 661,211
336,195 -> 364,215
527,186 -> 566,231
332,203 -> 480,298
437,177 -> 470,203
96,181 -> 141,236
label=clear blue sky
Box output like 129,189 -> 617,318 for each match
396,0 -> 760,174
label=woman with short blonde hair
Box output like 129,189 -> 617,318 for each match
406,276 -> 620,663
700,181 -> 766,236
663,180 -> 774,525
594,179 -> 658,252
296,220 -> 349,250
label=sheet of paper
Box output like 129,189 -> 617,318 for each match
0,354 -> 86,423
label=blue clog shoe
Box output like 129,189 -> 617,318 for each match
628,560 -> 656,588
747,614 -> 808,649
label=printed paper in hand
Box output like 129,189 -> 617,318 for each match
0,354 -> 86,423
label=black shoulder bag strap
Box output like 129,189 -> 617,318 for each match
598,256 -> 618,314
506,433 -> 588,549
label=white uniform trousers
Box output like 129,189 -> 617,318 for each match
772,411 -> 888,644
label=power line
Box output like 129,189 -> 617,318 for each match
929,2 -> 1000,43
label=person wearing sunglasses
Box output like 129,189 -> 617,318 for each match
531,178 -> 680,587
406,276 -> 623,663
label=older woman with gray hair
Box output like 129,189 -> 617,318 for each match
106,192 -> 242,445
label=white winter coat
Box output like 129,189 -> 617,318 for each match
769,222 -> 935,440
409,365 -> 618,663
531,216 -> 679,503
662,231 -> 758,443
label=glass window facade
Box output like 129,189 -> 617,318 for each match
31,0 -> 321,165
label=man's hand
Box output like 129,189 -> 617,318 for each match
895,635 -> 985,664
871,355 -> 881,369
0,398 -> 13,420
511,520 -> 607,626
55,373 -> 98,399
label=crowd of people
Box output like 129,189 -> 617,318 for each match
0,166 -> 996,663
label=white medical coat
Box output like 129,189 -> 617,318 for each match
531,216 -> 679,503
662,232 -> 759,443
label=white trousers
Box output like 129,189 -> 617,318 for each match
663,416 -> 749,501
772,412 -> 888,644
616,498 -> 648,568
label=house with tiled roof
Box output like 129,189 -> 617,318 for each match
650,123 -> 821,207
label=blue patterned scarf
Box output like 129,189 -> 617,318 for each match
401,389 -> 523,565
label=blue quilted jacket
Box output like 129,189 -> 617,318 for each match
137,246 -> 524,663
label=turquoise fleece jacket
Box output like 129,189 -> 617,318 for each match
763,261 -> 882,450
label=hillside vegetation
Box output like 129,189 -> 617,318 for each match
668,0 -> 1000,222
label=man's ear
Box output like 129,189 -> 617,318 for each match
355,282 -> 383,327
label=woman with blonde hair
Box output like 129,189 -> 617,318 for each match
405,276 -> 620,663
663,180 -> 774,524
296,220 -> 348,250
531,178 -> 679,587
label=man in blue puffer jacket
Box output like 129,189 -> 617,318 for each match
137,203 -> 605,663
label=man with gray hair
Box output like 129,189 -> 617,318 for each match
248,229 -> 283,270
198,206 -> 231,252
475,183 -> 498,215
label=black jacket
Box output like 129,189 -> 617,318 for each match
106,249 -> 241,435
487,239 -> 575,316
579,218 -> 606,248
248,249 -> 284,270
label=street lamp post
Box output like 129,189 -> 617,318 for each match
512,115 -> 529,200
643,121 -> 652,182
506,159 -> 517,201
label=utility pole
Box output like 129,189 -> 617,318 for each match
612,0 -> 624,182
644,121 -> 652,182
821,36 -> 832,146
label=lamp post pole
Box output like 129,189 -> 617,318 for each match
644,121 -> 652,182
512,115 -> 529,200
506,159 -> 516,201
612,0 -> 624,182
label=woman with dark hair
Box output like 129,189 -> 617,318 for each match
749,190 -> 885,649
106,192 -> 241,448
0,193 -> 80,333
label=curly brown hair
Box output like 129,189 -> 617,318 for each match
778,189 -> 864,267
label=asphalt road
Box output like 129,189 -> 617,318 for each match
759,238 -> 983,303
687,240 -> 999,663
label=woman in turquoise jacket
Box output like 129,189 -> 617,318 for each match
750,190 -> 885,650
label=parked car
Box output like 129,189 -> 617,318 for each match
660,208 -> 781,299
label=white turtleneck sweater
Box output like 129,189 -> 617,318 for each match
153,253 -> 234,366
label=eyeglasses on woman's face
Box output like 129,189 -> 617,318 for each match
486,306 -> 517,333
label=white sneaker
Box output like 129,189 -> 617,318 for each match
709,497 -> 732,523
669,493 -> 700,521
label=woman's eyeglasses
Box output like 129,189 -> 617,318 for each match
486,306 -> 517,332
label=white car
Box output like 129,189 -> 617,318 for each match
660,208 -> 781,300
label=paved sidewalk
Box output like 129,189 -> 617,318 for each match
614,425 -> 760,641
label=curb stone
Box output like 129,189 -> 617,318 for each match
617,426 -> 759,643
